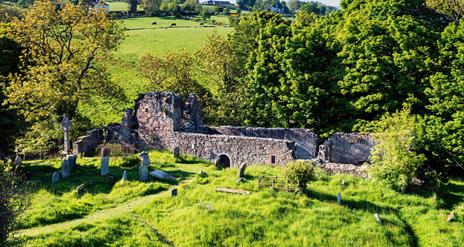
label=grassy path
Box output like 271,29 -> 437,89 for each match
16,186 -> 175,238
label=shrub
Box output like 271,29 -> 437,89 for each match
0,161 -> 29,243
285,161 -> 316,192
369,108 -> 427,192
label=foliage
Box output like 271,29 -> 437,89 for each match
0,4 -> 23,22
139,51 -> 214,121
0,30 -> 21,155
285,160 -> 316,192
4,1 -> 124,155
299,1 -> 338,15
369,108 -> 426,192
120,154 -> 140,168
0,160 -> 29,243
425,0 -> 464,21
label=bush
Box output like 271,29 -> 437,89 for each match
285,161 -> 316,192
0,161 -> 29,243
369,108 -> 427,192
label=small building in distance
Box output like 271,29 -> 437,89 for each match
200,0 -> 236,7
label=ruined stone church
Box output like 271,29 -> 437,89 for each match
73,92 -> 375,169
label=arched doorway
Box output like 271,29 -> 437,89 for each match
215,154 -> 231,169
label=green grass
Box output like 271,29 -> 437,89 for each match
78,17 -> 233,127
9,151 -> 464,246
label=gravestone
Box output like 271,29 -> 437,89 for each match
122,170 -> 128,182
150,170 -> 176,181
61,159 -> 70,178
139,164 -> 149,182
337,192 -> 341,205
14,156 -> 22,165
447,211 -> 455,222
139,151 -> 150,181
238,163 -> 247,178
66,154 -> 76,170
374,213 -> 382,224
60,114 -> 72,155
173,147 -> 180,159
76,183 -> 85,197
100,148 -> 110,176
171,188 -> 178,197
52,171 -> 60,184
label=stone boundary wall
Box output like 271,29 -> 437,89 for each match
173,132 -> 295,167
210,126 -> 318,159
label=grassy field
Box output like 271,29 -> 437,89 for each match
78,17 -> 233,126
8,151 -> 464,246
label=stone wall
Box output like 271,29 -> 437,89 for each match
72,129 -> 102,156
173,132 -> 295,167
210,126 -> 318,159
318,133 -> 375,164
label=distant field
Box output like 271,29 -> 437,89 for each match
107,1 -> 143,12
78,17 -> 233,126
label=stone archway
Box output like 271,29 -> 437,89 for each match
215,154 -> 231,169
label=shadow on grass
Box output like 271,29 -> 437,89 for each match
306,189 -> 418,247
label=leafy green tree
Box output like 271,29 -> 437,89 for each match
0,28 -> 21,156
421,20 -> 464,176
5,1 -> 124,155
426,0 -> 464,21
142,0 -> 163,15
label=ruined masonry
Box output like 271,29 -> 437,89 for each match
73,92 -> 375,169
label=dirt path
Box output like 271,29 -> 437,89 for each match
16,188 -> 174,238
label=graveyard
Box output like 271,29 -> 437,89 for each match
7,150 -> 464,246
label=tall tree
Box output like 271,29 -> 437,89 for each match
5,0 -> 124,155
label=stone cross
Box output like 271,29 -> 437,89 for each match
100,148 -> 110,176
14,156 -> 22,165
337,192 -> 341,205
61,159 -> 70,178
60,114 -> 72,155
52,171 -> 60,184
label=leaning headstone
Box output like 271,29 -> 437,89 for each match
171,188 -> 178,197
173,147 -> 180,159
337,192 -> 341,205
100,148 -> 110,176
66,154 -> 77,170
122,170 -> 128,182
61,159 -> 70,178
238,163 -> 247,178
76,183 -> 85,197
52,171 -> 60,184
447,211 -> 455,222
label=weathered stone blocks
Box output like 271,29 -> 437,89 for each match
318,133 -> 375,164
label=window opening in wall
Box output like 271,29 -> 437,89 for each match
271,155 -> 276,164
